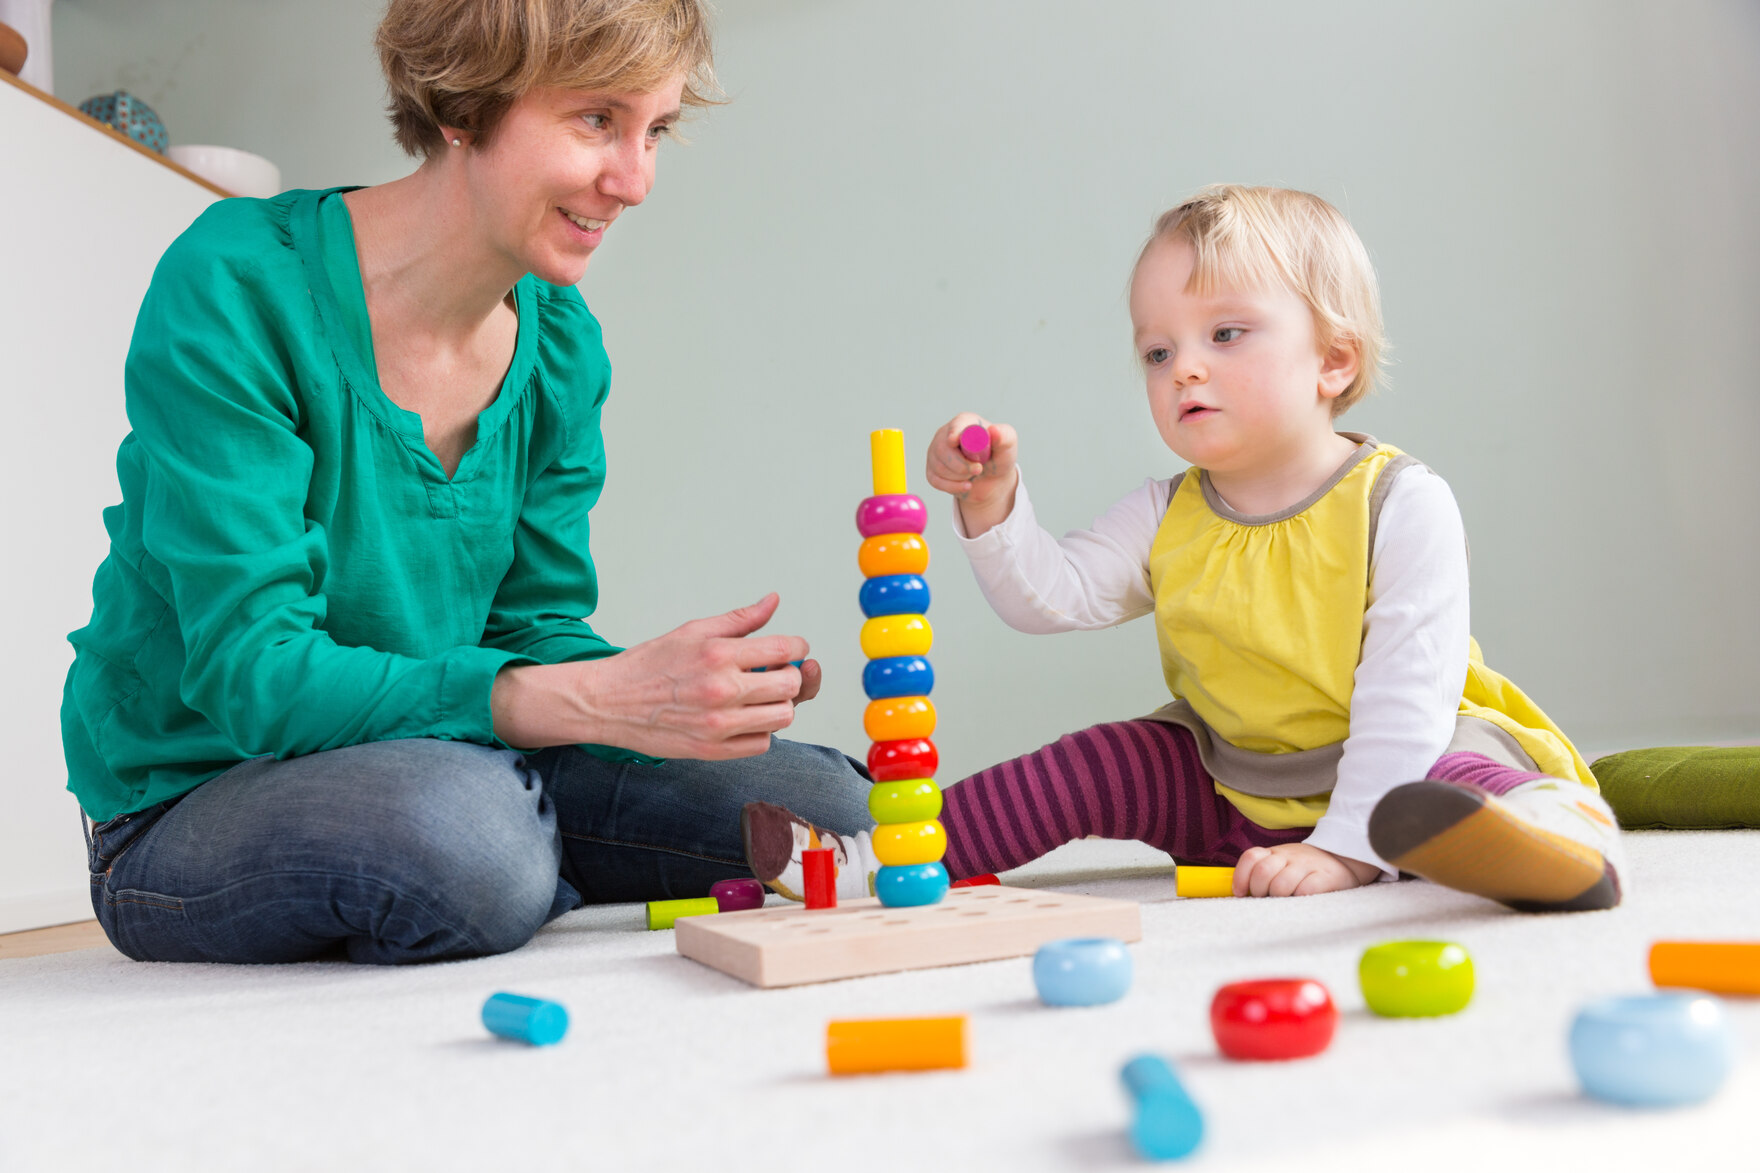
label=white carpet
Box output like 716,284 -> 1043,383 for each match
3,831 -> 1756,1173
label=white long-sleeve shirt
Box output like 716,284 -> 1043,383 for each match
952,465 -> 1472,876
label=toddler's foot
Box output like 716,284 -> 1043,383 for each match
740,802 -> 878,902
1367,779 -> 1623,912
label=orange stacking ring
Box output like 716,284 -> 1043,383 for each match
863,696 -> 937,742
858,533 -> 930,578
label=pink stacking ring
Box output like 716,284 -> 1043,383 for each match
856,494 -> 928,538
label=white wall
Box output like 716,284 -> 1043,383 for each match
48,0 -> 1760,807
0,76 -> 219,931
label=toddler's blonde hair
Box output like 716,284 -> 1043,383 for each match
1138,185 -> 1386,413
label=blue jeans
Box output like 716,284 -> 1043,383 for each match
85,737 -> 870,965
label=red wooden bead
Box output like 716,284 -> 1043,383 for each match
803,848 -> 837,909
1210,979 -> 1337,1061
950,873 -> 1001,889
868,737 -> 938,782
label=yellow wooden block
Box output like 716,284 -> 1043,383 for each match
860,614 -> 933,659
863,695 -> 936,742
1176,865 -> 1235,898
870,428 -> 908,497
872,819 -> 947,866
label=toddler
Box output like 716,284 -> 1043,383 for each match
745,185 -> 1621,911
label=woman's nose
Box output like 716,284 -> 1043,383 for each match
600,136 -> 653,207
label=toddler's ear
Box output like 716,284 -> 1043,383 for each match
1318,336 -> 1361,401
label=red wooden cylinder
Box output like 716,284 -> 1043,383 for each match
803,847 -> 837,909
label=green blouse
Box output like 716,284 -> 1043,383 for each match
63,188 -> 630,821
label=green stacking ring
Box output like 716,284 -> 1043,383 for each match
1359,940 -> 1474,1017
868,778 -> 943,824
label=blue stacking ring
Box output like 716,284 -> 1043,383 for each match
874,862 -> 949,907
1033,937 -> 1134,1006
859,574 -> 931,618
863,655 -> 935,700
1120,1055 -> 1204,1160
481,992 -> 569,1046
1569,993 -> 1734,1106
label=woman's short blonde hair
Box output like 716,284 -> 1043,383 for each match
377,0 -> 718,157
1138,185 -> 1387,413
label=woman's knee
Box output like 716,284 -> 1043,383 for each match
755,738 -> 872,833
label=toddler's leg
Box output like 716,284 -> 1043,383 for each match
1368,752 -> 1623,912
940,720 -> 1304,877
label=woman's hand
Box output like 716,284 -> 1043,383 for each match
924,413 -> 1019,539
491,593 -> 816,759
1232,843 -> 1382,897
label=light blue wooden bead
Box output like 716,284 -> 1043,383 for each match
1120,1054 -> 1204,1160
874,862 -> 948,907
1033,937 -> 1133,1006
1569,993 -> 1735,1107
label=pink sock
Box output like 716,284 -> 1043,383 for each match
1426,751 -> 1552,798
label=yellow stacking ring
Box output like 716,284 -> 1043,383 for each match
871,819 -> 947,867
860,614 -> 933,660
858,534 -> 930,578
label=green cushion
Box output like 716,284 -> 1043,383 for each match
1592,746 -> 1760,829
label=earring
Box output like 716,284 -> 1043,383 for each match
450,137 -> 462,147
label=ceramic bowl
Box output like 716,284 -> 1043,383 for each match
167,143 -> 282,198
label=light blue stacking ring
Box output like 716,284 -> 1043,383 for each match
482,992 -> 569,1046
859,574 -> 931,618
863,655 -> 935,700
1120,1054 -> 1204,1160
874,862 -> 949,907
1569,993 -> 1735,1107
1034,937 -> 1134,1006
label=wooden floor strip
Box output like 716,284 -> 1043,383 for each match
0,920 -> 113,961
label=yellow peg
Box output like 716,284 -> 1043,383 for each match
870,429 -> 908,497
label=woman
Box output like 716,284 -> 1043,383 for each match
63,0 -> 870,964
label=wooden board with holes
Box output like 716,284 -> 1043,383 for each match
673,885 -> 1141,988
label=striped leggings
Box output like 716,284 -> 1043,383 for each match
938,719 -> 1549,877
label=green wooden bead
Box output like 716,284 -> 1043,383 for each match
869,778 -> 943,824
1359,940 -> 1474,1017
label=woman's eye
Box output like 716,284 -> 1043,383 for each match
583,114 -> 610,130
1214,327 -> 1244,343
1144,347 -> 1171,366
648,123 -> 675,142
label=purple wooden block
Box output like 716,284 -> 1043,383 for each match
856,494 -> 928,538
711,878 -> 766,912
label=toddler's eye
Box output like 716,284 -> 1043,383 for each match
648,123 -> 675,142
1143,347 -> 1171,366
1214,327 -> 1244,343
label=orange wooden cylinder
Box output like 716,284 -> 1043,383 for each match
1649,941 -> 1760,996
825,1016 -> 968,1075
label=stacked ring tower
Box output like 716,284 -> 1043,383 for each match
858,429 -> 950,908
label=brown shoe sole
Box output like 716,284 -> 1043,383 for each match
1368,782 -> 1620,912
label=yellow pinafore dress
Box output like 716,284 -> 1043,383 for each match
1142,434 -> 1594,830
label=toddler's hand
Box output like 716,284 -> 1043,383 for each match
925,413 -> 1019,537
1233,843 -> 1381,897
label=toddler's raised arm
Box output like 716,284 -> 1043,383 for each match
924,413 -> 1019,537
